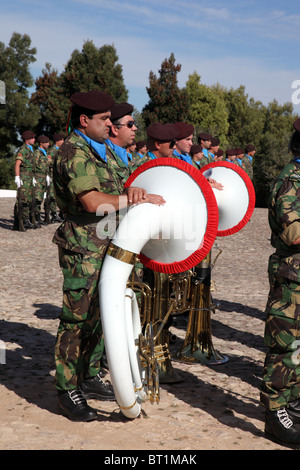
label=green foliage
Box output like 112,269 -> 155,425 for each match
185,73 -> 229,147
254,100 -> 297,206
30,63 -> 69,136
60,41 -> 128,102
0,32 -> 39,158
0,158 -> 15,189
142,53 -> 189,126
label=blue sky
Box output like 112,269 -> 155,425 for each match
1,0 -> 300,113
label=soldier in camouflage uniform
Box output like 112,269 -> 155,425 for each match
198,132 -> 213,164
52,91 -> 165,422
34,135 -> 51,225
190,144 -> 206,169
105,102 -> 139,174
242,144 -> 255,179
13,130 -> 37,231
260,120 -> 300,444
47,133 -> 65,223
172,122 -> 194,165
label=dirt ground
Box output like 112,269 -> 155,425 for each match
0,197 -> 292,452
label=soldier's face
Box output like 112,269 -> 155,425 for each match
176,134 -> 193,154
83,112 -> 112,143
113,116 -> 137,147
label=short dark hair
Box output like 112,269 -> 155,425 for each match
71,105 -> 95,128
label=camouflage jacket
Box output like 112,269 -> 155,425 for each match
48,145 -> 60,171
268,159 -> 300,281
35,147 -> 50,175
242,154 -> 253,179
15,144 -> 36,174
52,131 -> 128,254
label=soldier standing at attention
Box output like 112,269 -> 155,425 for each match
34,135 -> 51,225
190,144 -> 205,168
172,122 -> 194,165
48,133 -> 65,223
242,144 -> 255,179
261,119 -> 300,445
13,130 -> 37,231
105,101 -> 137,177
52,90 -> 165,422
198,132 -> 213,164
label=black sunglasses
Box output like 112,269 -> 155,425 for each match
116,120 -> 137,129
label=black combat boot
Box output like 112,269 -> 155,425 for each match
51,212 -> 64,223
58,389 -> 97,422
288,400 -> 300,424
265,408 -> 300,445
23,218 -> 36,229
80,373 -> 115,401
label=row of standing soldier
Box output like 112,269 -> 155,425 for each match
13,131 -> 65,232
126,133 -> 255,181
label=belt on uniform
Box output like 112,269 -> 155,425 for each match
65,214 -> 103,227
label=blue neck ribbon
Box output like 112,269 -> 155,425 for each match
246,154 -> 252,163
75,129 -> 107,162
39,147 -> 47,156
26,144 -> 33,152
294,157 -> 300,163
147,151 -> 157,160
105,139 -> 128,166
173,149 -> 193,165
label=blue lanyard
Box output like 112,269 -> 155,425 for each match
74,129 -> 107,162
105,139 -> 128,166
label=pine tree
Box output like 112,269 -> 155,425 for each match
142,53 -> 189,127
60,41 -> 128,102
0,33 -> 39,157
30,63 -> 69,136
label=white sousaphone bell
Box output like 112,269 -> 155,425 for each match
175,161 -> 255,364
99,158 -> 255,419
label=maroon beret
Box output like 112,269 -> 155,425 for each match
190,144 -> 203,155
211,137 -> 220,146
70,90 -> 115,112
22,130 -> 35,140
147,123 -> 180,141
226,148 -> 236,156
293,118 -> 300,133
53,133 -> 64,142
173,122 -> 194,139
245,144 -> 255,152
37,135 -> 50,143
110,102 -> 134,121
198,132 -> 212,141
217,149 -> 224,157
235,147 -> 244,154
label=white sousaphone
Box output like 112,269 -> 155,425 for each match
99,158 -> 219,418
99,158 -> 255,418
200,161 -> 255,237
175,161 -> 256,364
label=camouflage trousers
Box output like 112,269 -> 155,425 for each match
54,246 -> 107,391
260,273 -> 300,410
34,175 -> 47,217
54,244 -> 144,392
14,175 -> 34,220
